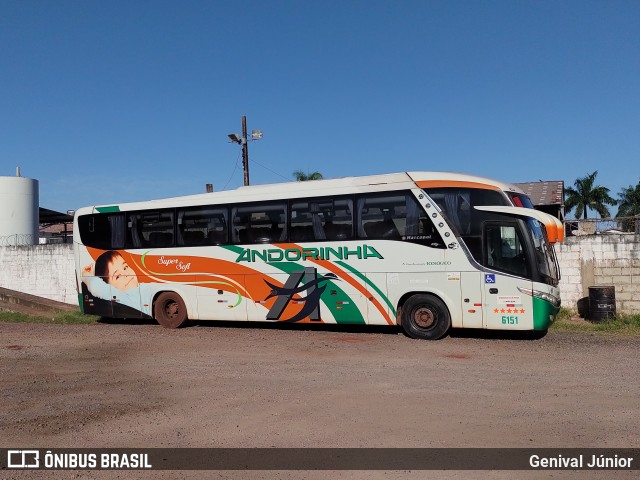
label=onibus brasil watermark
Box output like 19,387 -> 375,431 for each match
2,448 -> 637,470
6,450 -> 151,470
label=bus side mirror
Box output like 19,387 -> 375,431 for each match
545,223 -> 558,243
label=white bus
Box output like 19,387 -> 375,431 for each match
73,171 -> 562,339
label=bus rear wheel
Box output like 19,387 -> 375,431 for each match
154,292 -> 188,329
402,294 -> 451,340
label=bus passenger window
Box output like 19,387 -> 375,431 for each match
357,194 -> 402,240
357,192 -> 445,248
322,198 -> 353,241
177,207 -> 228,246
290,197 -> 353,242
126,210 -> 174,249
291,200 -> 320,242
231,202 -> 287,244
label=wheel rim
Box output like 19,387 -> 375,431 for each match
164,300 -> 180,319
413,306 -> 435,329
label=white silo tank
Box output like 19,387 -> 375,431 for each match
0,172 -> 39,245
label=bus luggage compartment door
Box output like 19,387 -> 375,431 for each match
460,272 -> 483,329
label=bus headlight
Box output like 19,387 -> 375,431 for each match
517,287 -> 561,309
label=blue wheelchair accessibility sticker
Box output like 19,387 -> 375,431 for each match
484,274 -> 496,284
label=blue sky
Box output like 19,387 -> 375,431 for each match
1,0 -> 638,217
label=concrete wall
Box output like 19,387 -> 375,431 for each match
557,235 -> 640,314
0,244 -> 77,305
0,236 -> 639,313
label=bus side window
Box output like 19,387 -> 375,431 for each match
126,210 -> 174,248
323,198 -> 353,241
423,187 -> 509,236
290,197 -> 353,242
177,206 -> 228,246
356,192 -> 445,247
408,194 -> 446,248
357,194 -> 403,240
290,200 -> 319,242
77,213 -> 125,250
232,202 -> 287,245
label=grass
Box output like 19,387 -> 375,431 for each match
550,307 -> 640,335
0,309 -> 98,325
2,306 -> 640,336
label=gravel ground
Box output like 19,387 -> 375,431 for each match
1,320 -> 638,479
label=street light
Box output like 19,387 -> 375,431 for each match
228,116 -> 262,186
227,133 -> 242,144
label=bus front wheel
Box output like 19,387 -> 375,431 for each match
402,294 -> 451,340
154,292 -> 188,329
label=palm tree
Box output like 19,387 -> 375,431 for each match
293,170 -> 323,181
564,171 -> 616,219
615,181 -> 640,231
616,182 -> 640,217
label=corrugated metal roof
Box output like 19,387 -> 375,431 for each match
39,207 -> 74,224
513,181 -> 564,206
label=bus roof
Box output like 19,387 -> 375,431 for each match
77,171 -> 525,214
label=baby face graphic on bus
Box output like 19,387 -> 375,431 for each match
84,251 -> 139,292
82,250 -> 154,317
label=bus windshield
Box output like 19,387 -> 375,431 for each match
526,218 -> 560,284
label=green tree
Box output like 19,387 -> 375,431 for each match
615,181 -> 640,231
293,170 -> 324,181
564,171 -> 616,219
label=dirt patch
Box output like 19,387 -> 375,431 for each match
1,322 -> 639,479
443,353 -> 472,359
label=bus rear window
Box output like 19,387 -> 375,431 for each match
78,213 -> 125,250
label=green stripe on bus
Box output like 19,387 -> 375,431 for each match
95,206 -> 120,213
336,260 -> 396,316
223,245 -> 243,254
222,246 -> 365,324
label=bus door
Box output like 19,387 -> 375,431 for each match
481,222 -> 533,330
365,272 -> 391,326
198,273 -> 248,321
460,272 -> 484,328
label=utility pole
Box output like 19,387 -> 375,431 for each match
241,115 -> 249,186
228,115 -> 262,187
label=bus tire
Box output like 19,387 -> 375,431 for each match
402,294 -> 451,340
154,292 -> 188,329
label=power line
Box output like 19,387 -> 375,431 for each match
222,149 -> 242,190
250,158 -> 290,182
